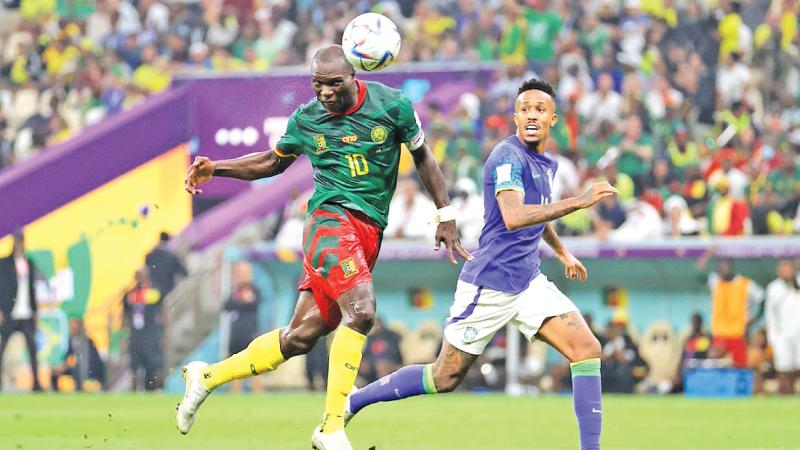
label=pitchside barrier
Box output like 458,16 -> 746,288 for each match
157,237 -> 799,394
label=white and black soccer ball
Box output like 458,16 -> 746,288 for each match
342,13 -> 401,72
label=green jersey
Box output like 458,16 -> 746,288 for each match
276,80 -> 424,228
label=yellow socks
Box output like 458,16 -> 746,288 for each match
321,325 -> 367,434
200,329 -> 285,391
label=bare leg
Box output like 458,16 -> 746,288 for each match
280,290 -> 334,357
777,372 -> 792,395
536,312 -> 601,362
177,291 -> 332,435
431,340 -> 480,393
335,282 -> 376,334
201,290 -> 331,391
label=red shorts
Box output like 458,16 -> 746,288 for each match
712,336 -> 747,368
297,203 -> 382,329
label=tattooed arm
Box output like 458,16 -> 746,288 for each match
496,182 -> 618,231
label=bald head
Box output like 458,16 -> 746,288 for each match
312,45 -> 354,74
311,45 -> 358,114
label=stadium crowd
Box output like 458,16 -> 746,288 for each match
1,0 -> 799,239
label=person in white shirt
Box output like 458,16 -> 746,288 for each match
716,52 -> 752,110
138,0 -> 169,33
385,177 -> 436,240
607,199 -> 663,241
450,177 -> 484,244
765,259 -> 800,394
663,193 -> 699,236
0,231 -> 42,391
577,72 -> 623,134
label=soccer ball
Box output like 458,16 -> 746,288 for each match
342,13 -> 401,72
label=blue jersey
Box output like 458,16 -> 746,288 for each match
459,135 -> 558,294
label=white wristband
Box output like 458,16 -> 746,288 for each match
436,205 -> 456,223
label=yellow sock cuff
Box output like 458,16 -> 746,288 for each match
334,324 -> 368,350
201,329 -> 285,391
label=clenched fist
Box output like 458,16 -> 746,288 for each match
185,156 -> 216,195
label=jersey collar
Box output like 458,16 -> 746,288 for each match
331,79 -> 367,116
511,135 -> 555,164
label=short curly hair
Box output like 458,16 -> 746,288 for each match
517,78 -> 556,100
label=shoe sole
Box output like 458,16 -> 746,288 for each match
176,365 -> 194,435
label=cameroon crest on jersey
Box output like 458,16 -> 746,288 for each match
313,134 -> 328,153
371,126 -> 388,144
340,258 -> 359,278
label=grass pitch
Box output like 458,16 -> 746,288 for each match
0,393 -> 797,450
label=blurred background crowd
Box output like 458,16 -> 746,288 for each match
2,0 -> 798,239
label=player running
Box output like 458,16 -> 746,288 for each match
176,45 -> 471,450
345,79 -> 617,450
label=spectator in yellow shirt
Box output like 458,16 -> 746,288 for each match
132,45 -> 171,93
718,1 -> 743,61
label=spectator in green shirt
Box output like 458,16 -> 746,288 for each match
612,115 -> 654,193
580,120 -> 616,168
579,15 -> 610,57
498,1 -> 527,66
667,126 -> 701,181
523,0 -> 562,73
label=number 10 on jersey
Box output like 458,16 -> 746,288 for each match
345,154 -> 369,177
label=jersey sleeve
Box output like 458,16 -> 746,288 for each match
275,112 -> 302,158
491,145 -> 525,196
396,95 -> 425,151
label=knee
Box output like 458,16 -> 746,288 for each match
341,301 -> 375,335
569,334 -> 602,362
279,327 -> 318,358
432,363 -> 464,393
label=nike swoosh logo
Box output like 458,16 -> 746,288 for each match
592,408 -> 602,414
394,388 -> 401,398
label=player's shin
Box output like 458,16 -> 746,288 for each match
348,364 -> 437,415
322,325 -> 367,433
200,329 -> 286,391
570,358 -> 602,450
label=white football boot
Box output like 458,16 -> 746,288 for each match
311,425 -> 354,450
175,361 -> 211,435
343,386 -> 358,426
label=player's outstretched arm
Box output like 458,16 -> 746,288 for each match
543,223 -> 587,282
411,142 -> 472,264
184,151 -> 296,195
497,181 -> 618,231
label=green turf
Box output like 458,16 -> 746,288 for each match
0,393 -> 797,450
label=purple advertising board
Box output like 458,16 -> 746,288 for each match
0,86 -> 191,238
0,64 -> 497,240
176,65 -> 496,197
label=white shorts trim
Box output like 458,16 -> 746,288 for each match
443,274 -> 579,355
